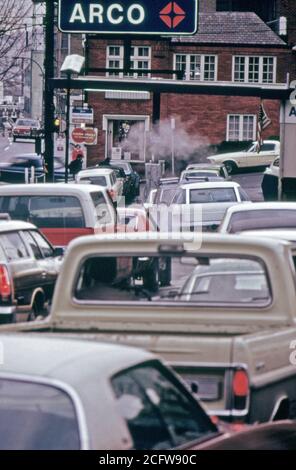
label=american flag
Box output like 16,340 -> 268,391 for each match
256,102 -> 272,152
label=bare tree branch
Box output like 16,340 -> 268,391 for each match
0,0 -> 33,82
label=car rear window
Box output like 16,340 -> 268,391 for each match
16,120 -> 38,127
0,196 -> 85,228
0,232 -> 29,260
190,188 -> 237,203
74,254 -> 271,308
228,209 -> 296,233
111,361 -> 217,450
0,378 -> 80,450
81,176 -> 107,187
90,191 -> 113,224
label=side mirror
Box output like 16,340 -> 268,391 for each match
53,247 -> 65,257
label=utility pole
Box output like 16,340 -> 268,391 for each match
43,0 -> 55,181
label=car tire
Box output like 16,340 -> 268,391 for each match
143,259 -> 159,292
29,296 -> 45,322
224,161 -> 237,175
159,257 -> 171,287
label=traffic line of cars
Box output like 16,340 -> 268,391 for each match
1,150 -> 296,449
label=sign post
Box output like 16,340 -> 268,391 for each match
58,0 -> 198,35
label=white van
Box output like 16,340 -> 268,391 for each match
0,184 -> 117,247
76,168 -> 123,202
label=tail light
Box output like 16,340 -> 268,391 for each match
108,189 -> 116,200
0,265 -> 12,301
232,368 -> 249,411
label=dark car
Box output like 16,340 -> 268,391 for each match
0,220 -> 63,324
110,160 -> 141,199
0,154 -> 69,184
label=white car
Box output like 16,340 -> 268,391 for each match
219,202 -> 296,234
171,181 -> 250,231
186,163 -> 230,180
207,140 -> 280,174
76,168 -> 123,202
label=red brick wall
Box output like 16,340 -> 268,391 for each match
86,38 -> 287,165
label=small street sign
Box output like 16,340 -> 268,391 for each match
72,127 -> 98,145
72,127 -> 85,143
71,106 -> 94,125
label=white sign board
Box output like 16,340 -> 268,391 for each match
280,101 -> 296,124
280,100 -> 296,178
71,107 -> 94,125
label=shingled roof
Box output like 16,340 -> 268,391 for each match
171,12 -> 287,46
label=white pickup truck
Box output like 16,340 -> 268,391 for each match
208,140 -> 280,174
3,233 -> 296,425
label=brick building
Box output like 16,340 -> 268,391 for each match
85,8 -> 293,167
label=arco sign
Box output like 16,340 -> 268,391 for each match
58,0 -> 198,35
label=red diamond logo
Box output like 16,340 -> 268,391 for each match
159,2 -> 186,29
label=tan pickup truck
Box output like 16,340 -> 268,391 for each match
3,233 -> 296,425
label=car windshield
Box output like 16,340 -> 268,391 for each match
16,120 -> 38,127
190,188 -> 237,203
74,254 -> 271,307
80,176 -> 107,187
155,187 -> 177,205
228,209 -> 296,233
0,378 -> 80,450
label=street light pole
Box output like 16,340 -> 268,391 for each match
65,72 -> 71,183
44,0 -> 55,182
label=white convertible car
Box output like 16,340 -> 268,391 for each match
207,140 -> 280,174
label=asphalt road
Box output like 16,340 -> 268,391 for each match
0,135 -> 35,162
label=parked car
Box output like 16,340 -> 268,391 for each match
110,160 -> 141,198
76,168 -> 123,202
185,163 -> 230,180
12,118 -> 40,141
0,220 -> 63,324
171,181 -> 250,231
0,334 -> 219,450
7,233 -> 296,425
219,202 -> 296,234
0,184 -> 118,248
207,140 -> 280,174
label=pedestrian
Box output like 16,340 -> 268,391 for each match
99,156 -> 111,167
71,144 -> 84,161
68,154 -> 84,176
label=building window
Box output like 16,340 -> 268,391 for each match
227,115 -> 256,141
174,54 -> 217,81
106,46 -> 151,78
233,56 -> 276,83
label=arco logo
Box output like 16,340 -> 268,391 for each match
159,2 -> 186,29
